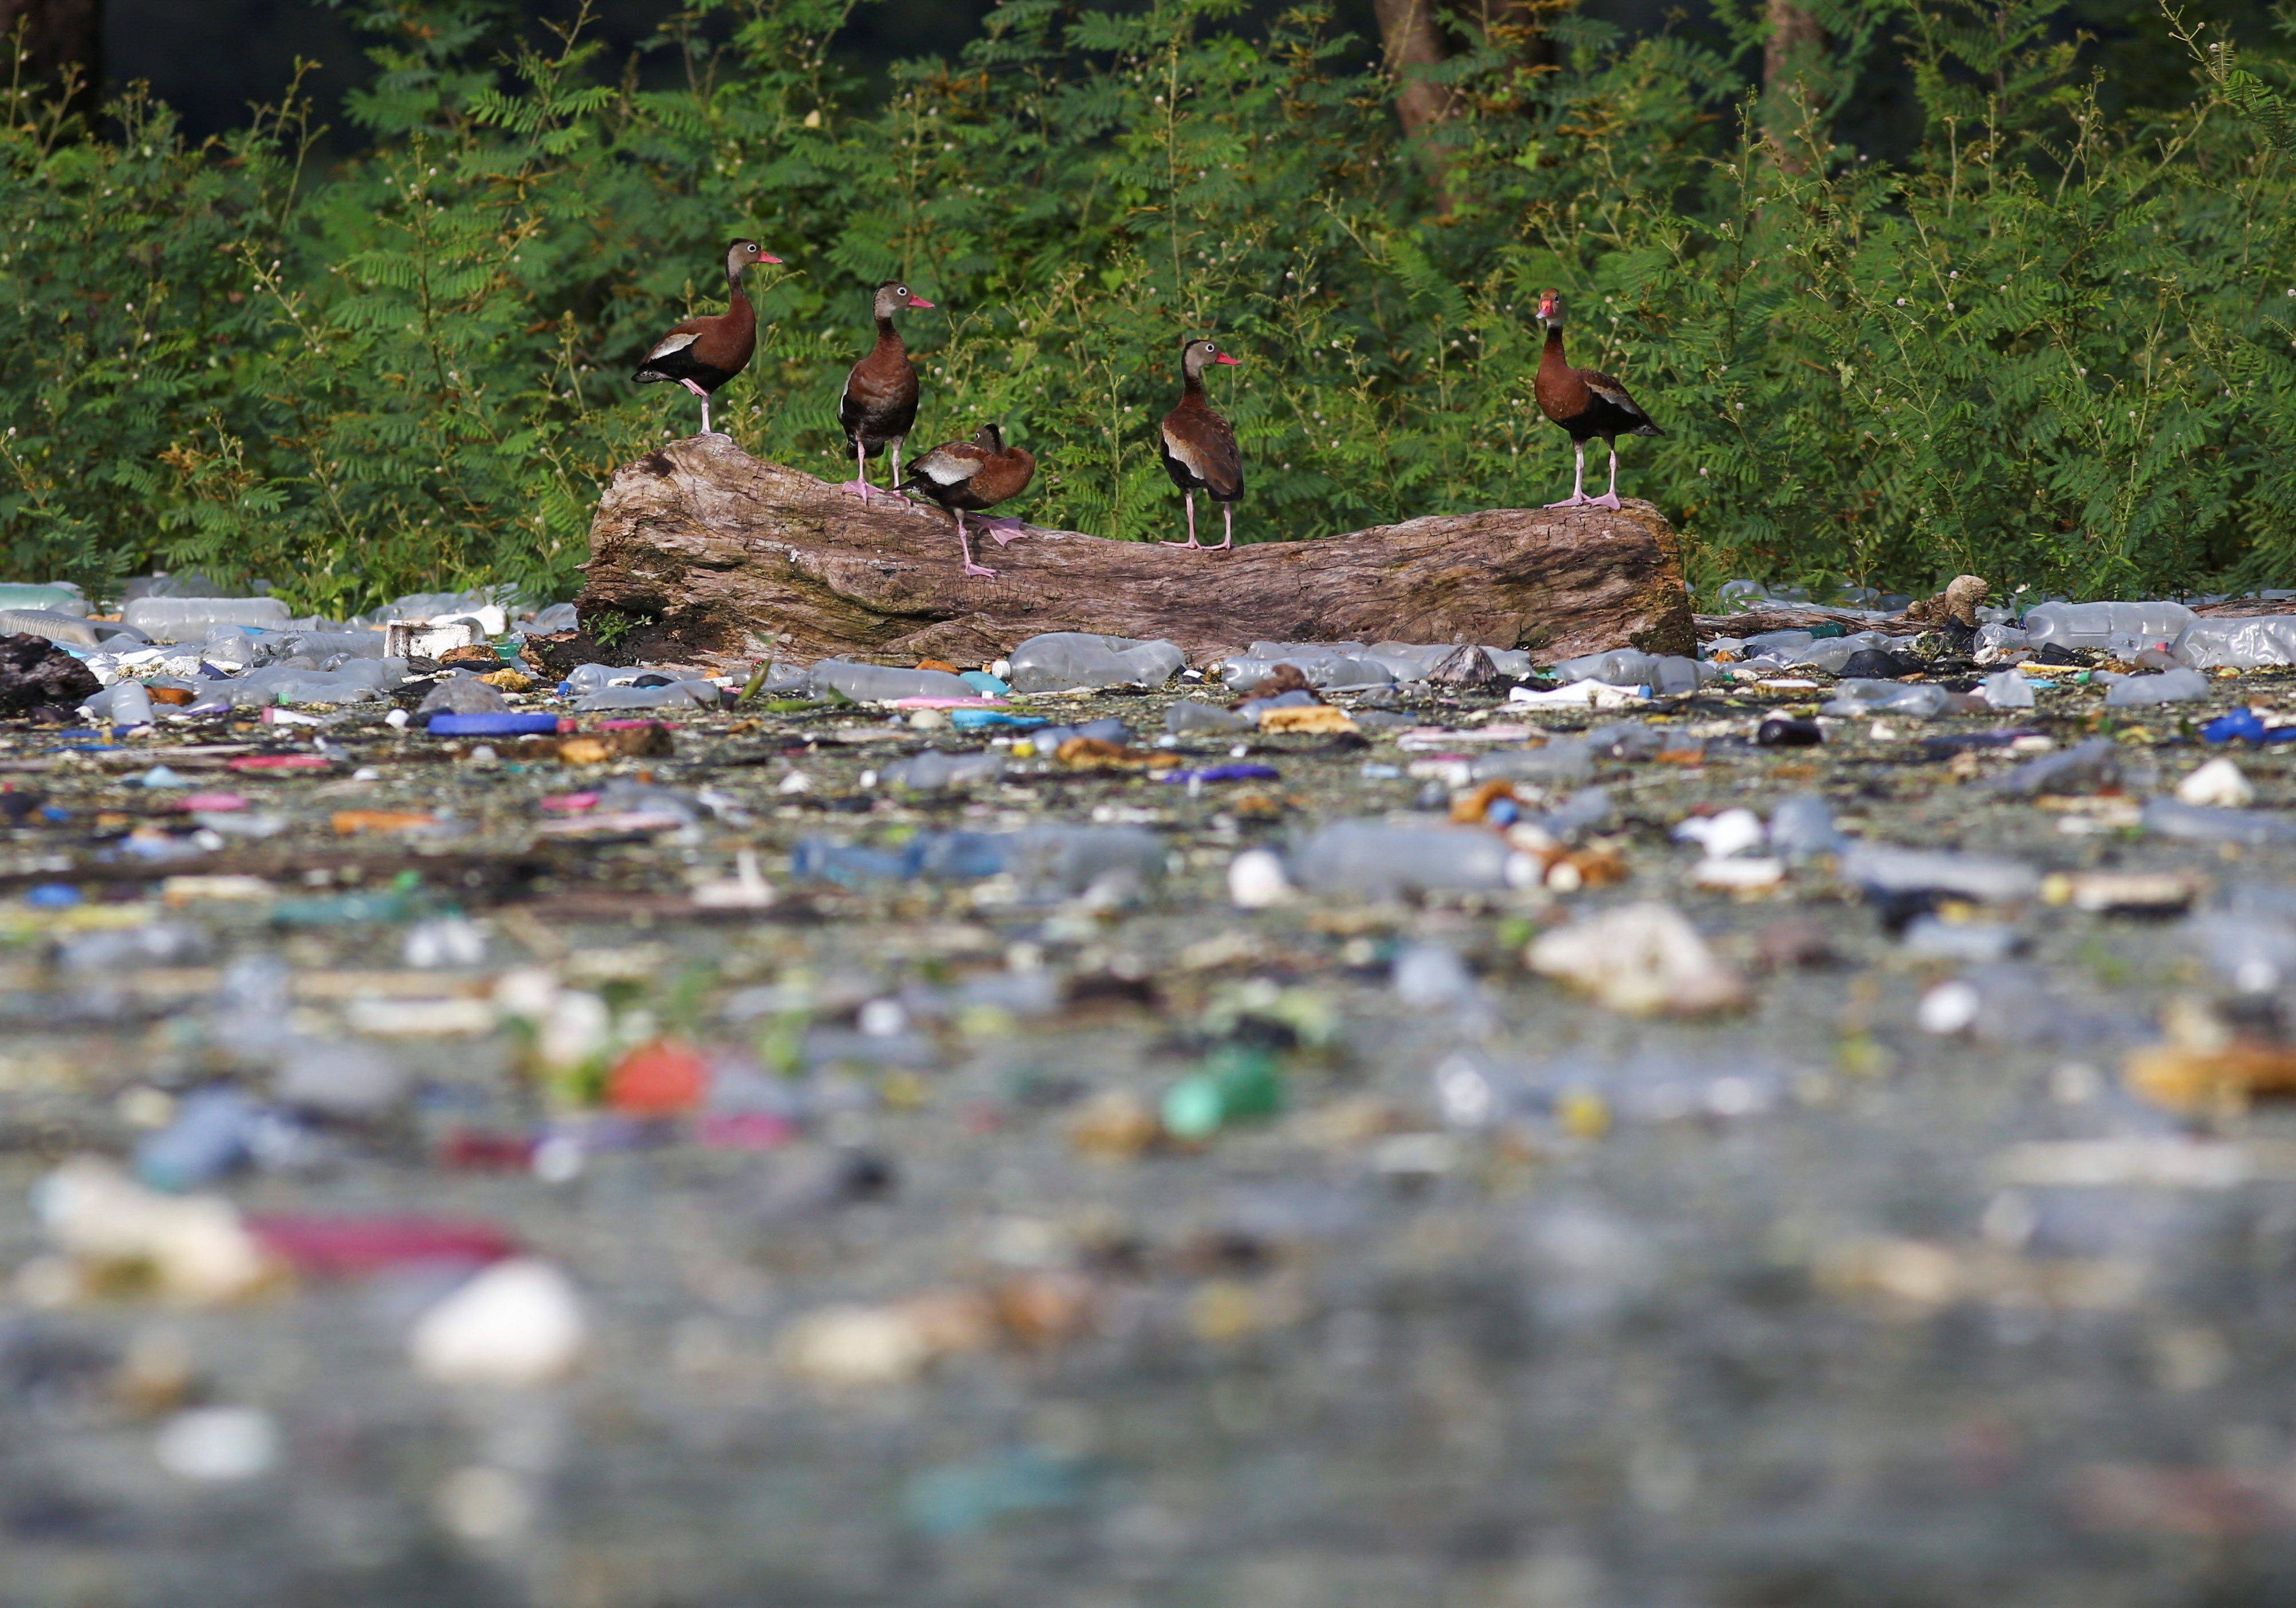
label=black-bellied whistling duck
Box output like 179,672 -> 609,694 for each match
837,280 -> 934,502
1159,337 -> 1244,550
897,423 -> 1037,580
1533,289 -> 1662,510
631,239 -> 781,437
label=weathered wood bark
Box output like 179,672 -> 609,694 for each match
1374,0 -> 1456,140
575,436 -> 1695,671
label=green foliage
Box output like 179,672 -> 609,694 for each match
2,0 -> 2296,611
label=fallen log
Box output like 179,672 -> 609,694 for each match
573,436 -> 1695,668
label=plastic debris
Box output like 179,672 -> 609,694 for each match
407,1258 -> 587,1385
1005,632 -> 1185,693
1525,903 -> 1745,1014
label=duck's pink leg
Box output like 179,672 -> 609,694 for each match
838,439 -> 874,501
1163,491 -> 1202,549
1590,442 -> 1623,511
954,512 -> 997,579
1210,502 -> 1233,551
1547,442 -> 1591,508
982,516 -> 1029,546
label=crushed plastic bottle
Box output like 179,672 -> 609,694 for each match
0,608 -> 101,647
1973,623 -> 2031,663
529,601 -> 579,633
2171,616 -> 2296,670
2022,599 -> 2194,650
1822,680 -> 1952,717
135,1087 -> 261,1192
2104,667 -> 2210,706
811,660 -> 978,702
82,680 -> 154,725
418,675 -> 509,716
1005,632 -> 1185,693
1980,670 -> 2036,709
122,596 -> 293,642
1472,740 -> 1594,785
1293,821 -> 1530,899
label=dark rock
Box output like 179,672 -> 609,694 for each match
0,635 -> 99,716
1426,644 -> 1501,688
1757,715 -> 1824,748
2035,644 -> 2086,666
1840,649 -> 1923,680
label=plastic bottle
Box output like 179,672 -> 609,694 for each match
1768,795 -> 1840,860
0,608 -> 100,647
2104,667 -> 2210,706
811,659 -> 977,701
417,675 -> 509,716
1974,623 -> 2031,662
880,750 -> 1005,791
1779,631 -> 1895,673
1293,821 -> 1528,899
1822,680 -> 1952,717
1837,843 -> 2040,902
572,680 -> 721,711
2022,600 -> 2195,650
1980,669 -> 2036,709
1021,718 -> 1130,749
1167,701 -> 1254,734
107,679 -> 153,726
1472,740 -> 1594,784
1004,632 -> 1185,693
121,596 -> 292,643
2171,616 -> 2296,670
529,601 -> 580,633
1007,824 -> 1166,898
2142,797 -> 2296,844
135,1087 -> 260,1192
0,583 -> 88,615
1991,736 -> 2118,798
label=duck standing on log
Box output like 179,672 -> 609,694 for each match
1159,337 -> 1244,551
896,423 -> 1036,580
1533,290 -> 1662,510
630,239 -> 781,438
837,280 -> 935,503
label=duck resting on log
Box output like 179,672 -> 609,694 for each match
895,423 -> 1037,580
1533,289 -> 1662,511
837,280 -> 934,504
631,239 -> 781,438
1159,337 -> 1245,551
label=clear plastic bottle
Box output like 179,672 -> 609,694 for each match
570,680 -> 720,711
1838,843 -> 2039,902
0,583 -> 87,615
0,608 -> 100,647
2172,617 -> 2296,670
1822,679 -> 1951,716
2104,667 -> 2209,706
121,596 -> 292,642
2021,600 -> 2194,650
1768,795 -> 1839,860
1005,632 -> 1185,693
1980,669 -> 2036,708
1166,701 -> 1254,735
811,659 -> 977,701
2143,797 -> 2296,844
880,750 -> 1005,791
1294,820 -> 1527,899
1991,736 -> 2119,798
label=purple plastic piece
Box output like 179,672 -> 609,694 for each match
428,713 -> 564,737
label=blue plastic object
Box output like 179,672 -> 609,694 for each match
25,883 -> 80,909
135,1087 -> 259,1192
1158,764 -> 1282,785
428,713 -> 563,736
949,709 -> 1045,731
958,670 -> 1011,696
2201,707 -> 2296,745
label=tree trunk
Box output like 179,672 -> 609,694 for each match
1373,0 -> 1456,140
573,437 -> 1695,671
1763,0 -> 1831,171
0,0 -> 100,115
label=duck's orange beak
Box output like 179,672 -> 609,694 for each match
1214,353 -> 1241,365
760,253 -> 784,265
908,295 -> 935,309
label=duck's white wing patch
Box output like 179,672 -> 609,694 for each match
643,331 -> 700,364
1161,423 -> 1210,481
920,453 -> 982,486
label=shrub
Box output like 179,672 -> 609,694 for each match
1,0 -> 2294,612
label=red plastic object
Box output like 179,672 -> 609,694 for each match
439,1129 -> 540,1170
538,792 -> 600,813
604,1040 -> 710,1116
229,753 -> 332,772
246,1216 -> 517,1277
176,792 -> 249,812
